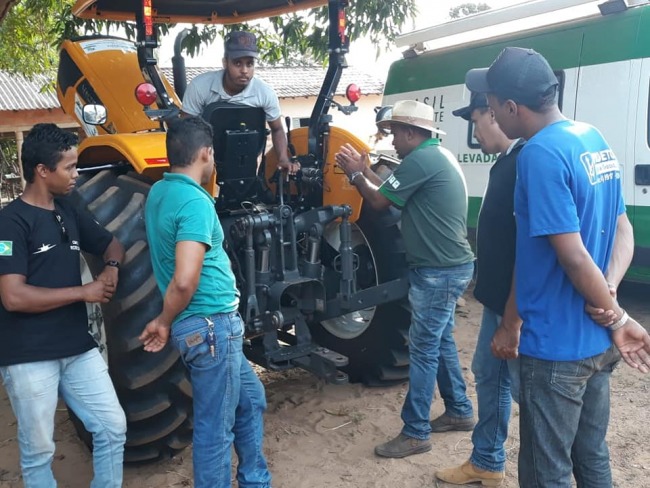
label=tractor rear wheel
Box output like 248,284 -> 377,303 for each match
71,170 -> 193,462
310,202 -> 412,385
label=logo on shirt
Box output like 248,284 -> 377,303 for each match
33,243 -> 56,254
579,149 -> 620,186
0,241 -> 12,256
387,174 -> 401,189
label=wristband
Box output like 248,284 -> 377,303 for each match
349,171 -> 363,184
609,310 -> 629,331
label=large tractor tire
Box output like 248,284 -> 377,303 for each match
310,202 -> 412,386
71,170 -> 193,463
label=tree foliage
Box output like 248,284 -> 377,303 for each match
0,0 -> 417,78
449,2 -> 491,19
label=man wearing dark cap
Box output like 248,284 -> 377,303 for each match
182,30 -> 299,174
466,47 -> 650,487
336,100 -> 475,459
436,92 -> 523,486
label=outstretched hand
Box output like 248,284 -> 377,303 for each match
335,143 -> 367,177
612,318 -> 650,373
139,316 -> 171,353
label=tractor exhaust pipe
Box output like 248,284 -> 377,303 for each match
172,29 -> 190,101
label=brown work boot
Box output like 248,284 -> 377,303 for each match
435,460 -> 505,486
430,413 -> 475,433
374,433 -> 432,458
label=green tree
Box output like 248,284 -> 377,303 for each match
0,0 -> 417,77
449,2 -> 491,19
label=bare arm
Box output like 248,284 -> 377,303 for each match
0,274 -> 115,313
268,118 -> 300,175
604,212 -> 634,289
491,270 -> 522,359
139,240 -> 207,352
96,237 -> 125,288
362,166 -> 384,186
350,175 -> 393,211
335,144 -> 392,211
548,232 -> 623,317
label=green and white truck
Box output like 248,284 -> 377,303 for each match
382,0 -> 650,282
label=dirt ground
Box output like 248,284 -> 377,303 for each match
0,285 -> 648,488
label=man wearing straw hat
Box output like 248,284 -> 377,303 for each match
335,100 -> 475,458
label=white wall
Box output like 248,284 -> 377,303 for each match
279,94 -> 383,148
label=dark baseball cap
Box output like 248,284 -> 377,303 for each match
224,31 -> 258,59
465,47 -> 558,105
452,92 -> 489,121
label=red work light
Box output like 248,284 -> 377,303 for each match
135,83 -> 157,106
345,84 -> 361,104
143,0 -> 154,37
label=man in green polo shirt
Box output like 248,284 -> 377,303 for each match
138,116 -> 271,488
335,100 -> 475,458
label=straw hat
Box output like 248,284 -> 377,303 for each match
376,100 -> 446,135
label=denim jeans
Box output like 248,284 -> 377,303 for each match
171,312 -> 271,488
0,348 -> 126,488
470,307 -> 520,473
401,262 -> 474,440
518,346 -> 620,488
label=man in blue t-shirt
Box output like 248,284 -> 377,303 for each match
467,47 -> 650,487
138,117 -> 271,488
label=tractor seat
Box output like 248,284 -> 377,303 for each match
201,102 -> 268,210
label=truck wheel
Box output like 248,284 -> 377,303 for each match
310,202 -> 412,385
70,170 -> 193,462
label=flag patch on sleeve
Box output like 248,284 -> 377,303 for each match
0,241 -> 12,256
387,175 -> 401,189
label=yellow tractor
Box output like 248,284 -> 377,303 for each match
57,0 -> 411,461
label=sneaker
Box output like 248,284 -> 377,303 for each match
435,460 -> 505,486
430,413 -> 475,433
374,433 -> 432,458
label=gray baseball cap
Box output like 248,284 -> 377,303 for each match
224,31 -> 259,59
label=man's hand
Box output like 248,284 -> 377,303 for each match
96,266 -> 119,289
278,159 -> 300,175
585,282 -> 618,326
81,279 -> 116,303
612,318 -> 650,373
139,316 -> 171,353
335,144 -> 367,177
491,320 -> 521,360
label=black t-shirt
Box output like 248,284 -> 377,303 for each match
0,197 -> 113,366
473,140 -> 524,316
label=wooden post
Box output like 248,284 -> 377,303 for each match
14,130 -> 25,189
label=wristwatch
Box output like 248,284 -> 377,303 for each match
105,260 -> 120,269
349,171 -> 363,184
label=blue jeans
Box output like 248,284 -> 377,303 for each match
401,263 -> 474,440
0,348 -> 126,488
172,312 -> 271,488
470,307 -> 520,473
518,346 -> 620,488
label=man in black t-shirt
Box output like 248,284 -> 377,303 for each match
436,93 -> 524,486
0,124 -> 126,487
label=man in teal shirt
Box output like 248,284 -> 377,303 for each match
139,116 -> 271,488
336,100 -> 475,458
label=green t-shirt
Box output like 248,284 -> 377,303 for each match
145,173 -> 239,324
379,139 -> 474,268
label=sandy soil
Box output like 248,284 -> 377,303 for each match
0,288 -> 648,488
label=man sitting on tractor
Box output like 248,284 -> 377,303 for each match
181,30 -> 300,175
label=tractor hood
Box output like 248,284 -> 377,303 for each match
72,0 -> 328,24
